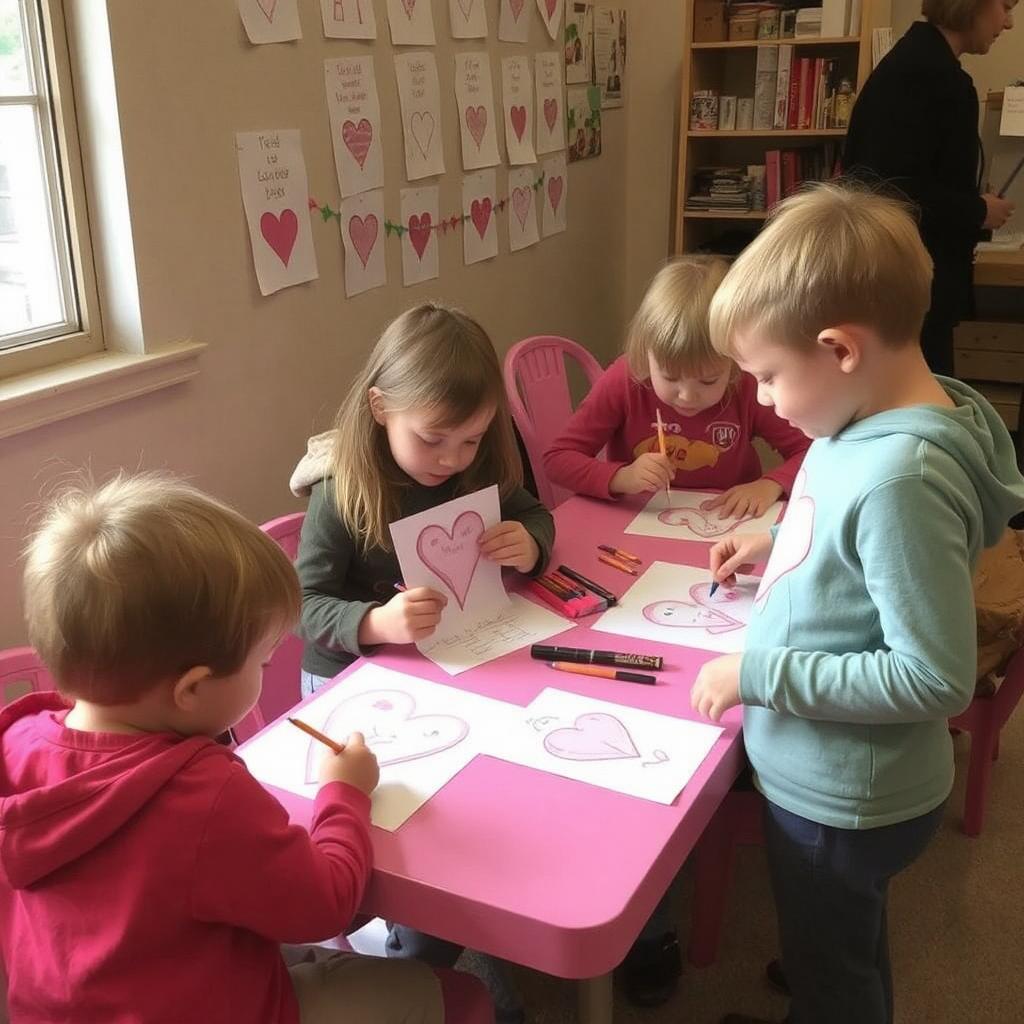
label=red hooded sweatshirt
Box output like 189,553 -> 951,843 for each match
0,692 -> 373,1023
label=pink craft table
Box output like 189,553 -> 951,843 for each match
242,494 -> 748,1023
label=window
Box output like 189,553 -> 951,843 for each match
0,0 -> 97,359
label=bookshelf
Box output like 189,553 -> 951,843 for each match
673,0 -> 884,253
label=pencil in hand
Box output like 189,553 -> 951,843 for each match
288,717 -> 345,754
655,408 -> 671,505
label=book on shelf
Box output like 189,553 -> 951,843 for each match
774,44 -> 794,129
795,7 -> 823,37
686,166 -> 754,213
764,141 -> 842,208
821,0 -> 850,38
753,45 -> 780,130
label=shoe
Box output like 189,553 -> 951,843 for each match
765,958 -> 790,996
621,931 -> 682,1007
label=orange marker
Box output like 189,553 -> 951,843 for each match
599,553 -> 639,576
288,717 -> 345,754
549,661 -> 656,685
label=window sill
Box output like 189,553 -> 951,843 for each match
0,341 -> 205,440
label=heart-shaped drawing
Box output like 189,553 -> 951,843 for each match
512,187 -> 532,230
509,0 -> 525,20
303,689 -> 469,783
401,0 -> 418,18
410,111 -> 435,160
547,174 -> 564,214
510,105 -> 527,142
544,713 -> 640,761
256,0 -> 278,22
470,197 -> 492,240
348,213 -> 378,269
408,213 -> 432,260
755,469 -> 814,607
259,209 -> 298,266
465,105 -> 488,149
341,118 -> 373,169
457,0 -> 474,19
544,0 -> 558,19
543,97 -> 558,133
416,510 -> 484,608
658,504 -> 754,538
643,582 -> 746,636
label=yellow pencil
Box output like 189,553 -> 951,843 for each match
288,716 -> 345,754
655,408 -> 671,504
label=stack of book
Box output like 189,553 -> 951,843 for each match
772,45 -> 855,130
764,141 -> 841,207
686,167 -> 753,213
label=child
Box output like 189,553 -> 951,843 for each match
543,257 -> 810,520
294,303 -> 553,1023
690,183 -> 1024,1024
1,474 -> 491,1024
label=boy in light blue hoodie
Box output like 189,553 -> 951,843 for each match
690,182 -> 1024,1024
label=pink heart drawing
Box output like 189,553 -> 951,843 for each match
457,0 -> 474,19
509,0 -> 525,20
408,213 -> 433,260
465,105 -> 488,149
470,197 -> 492,240
547,175 -> 564,214
259,209 -> 298,267
401,0 -> 418,18
642,583 -> 747,636
510,105 -> 527,142
755,469 -> 814,607
416,510 -> 484,608
543,97 -> 558,133
348,214 -> 378,269
512,187 -> 532,230
410,111 -> 435,160
544,0 -> 558,19
303,689 -> 469,783
544,714 -> 640,762
658,503 -> 755,538
341,118 -> 373,170
256,0 -> 278,21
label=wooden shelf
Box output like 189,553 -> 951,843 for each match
683,210 -> 769,220
692,36 -> 860,49
687,128 -> 847,138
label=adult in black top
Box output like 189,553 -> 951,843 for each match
843,0 -> 1016,376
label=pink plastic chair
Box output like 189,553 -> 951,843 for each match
0,647 -> 55,706
503,336 -> 604,509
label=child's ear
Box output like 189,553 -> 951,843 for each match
172,666 -> 214,712
368,387 -> 387,425
816,326 -> 863,374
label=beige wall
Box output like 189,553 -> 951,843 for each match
0,0 -> 684,647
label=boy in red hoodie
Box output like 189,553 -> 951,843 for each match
0,474 -> 483,1024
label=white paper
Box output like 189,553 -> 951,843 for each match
399,186 -> 440,285
389,486 -> 568,673
592,561 -> 757,654
541,154 -> 567,236
501,56 -> 537,165
536,0 -> 564,40
593,5 -> 625,108
508,166 -> 540,251
449,0 -> 487,37
239,663 -> 507,830
491,687 -> 723,804
340,189 -> 387,296
454,53 -> 501,170
462,170 -> 499,265
325,57 -> 384,198
238,0 -> 302,43
565,2 -> 593,84
623,489 -> 784,542
395,53 -> 446,179
236,129 -> 318,296
386,0 -> 436,44
320,0 -> 377,38
1000,86 -> 1024,138
535,52 -> 567,154
498,0 -> 530,41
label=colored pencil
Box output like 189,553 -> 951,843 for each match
599,553 -> 639,576
549,661 -> 657,686
597,544 -> 642,565
288,717 -> 345,754
655,408 -> 671,504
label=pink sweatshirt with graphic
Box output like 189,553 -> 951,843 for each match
543,356 -> 810,499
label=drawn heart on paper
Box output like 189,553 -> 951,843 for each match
465,105 -> 488,149
348,214 -> 378,269
410,111 -> 435,160
755,469 -> 814,607
256,0 -> 278,22
510,105 -> 527,142
658,504 -> 754,538
543,97 -> 558,133
470,197 -> 492,240
416,510 -> 484,609
544,714 -> 640,762
341,118 -> 373,170
642,584 -> 746,636
303,689 -> 469,783
509,0 -> 526,21
456,0 -> 474,19
547,175 -> 564,213
543,0 -> 558,20
259,210 -> 298,266
401,0 -> 418,18
408,213 -> 433,260
512,187 -> 532,230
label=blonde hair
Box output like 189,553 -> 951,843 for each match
709,181 -> 933,358
331,303 -> 523,552
922,0 -> 1015,32
625,256 -> 731,380
23,473 -> 300,704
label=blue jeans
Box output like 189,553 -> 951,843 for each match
300,670 -> 331,699
763,798 -> 946,1024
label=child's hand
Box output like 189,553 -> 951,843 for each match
690,654 -> 743,722
709,532 -> 773,588
318,731 -> 380,795
479,521 -> 540,574
359,588 -> 447,646
703,478 -> 782,519
609,453 -> 674,495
